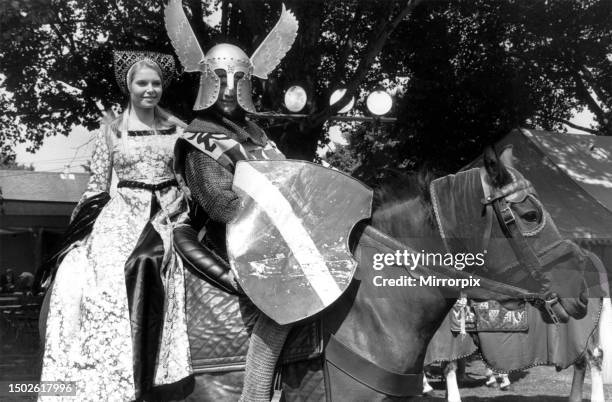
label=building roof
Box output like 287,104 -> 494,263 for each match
0,170 -> 89,203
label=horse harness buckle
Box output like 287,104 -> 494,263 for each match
499,205 -> 516,226
543,294 -> 561,325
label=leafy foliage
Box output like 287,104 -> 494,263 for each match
337,0 -> 612,179
0,0 -> 215,157
0,0 -> 419,161
0,0 -> 610,173
0,154 -> 34,170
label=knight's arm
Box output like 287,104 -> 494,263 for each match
179,147 -> 242,295
184,147 -> 241,223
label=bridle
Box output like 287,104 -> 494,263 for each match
480,170 -> 565,323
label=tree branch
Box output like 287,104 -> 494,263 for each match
233,0 -> 267,45
187,0 -> 213,43
329,2 -> 365,86
573,72 -> 607,123
579,65 -> 612,107
49,7 -> 77,54
221,0 -> 229,36
309,0 -> 425,127
536,113 -> 601,135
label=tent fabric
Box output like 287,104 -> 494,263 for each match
520,129 -> 612,213
468,129 -> 612,245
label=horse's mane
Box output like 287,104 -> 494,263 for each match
371,169 -> 439,242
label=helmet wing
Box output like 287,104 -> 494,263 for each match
164,0 -> 206,72
250,4 -> 299,79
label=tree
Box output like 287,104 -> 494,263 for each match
331,0 -> 612,181
0,155 -> 34,171
0,0 -> 215,159
0,0 -> 422,161
2,0 -> 610,170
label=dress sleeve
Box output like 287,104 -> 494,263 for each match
70,128 -> 113,222
184,147 -> 241,224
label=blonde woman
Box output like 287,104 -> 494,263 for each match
39,51 -> 192,401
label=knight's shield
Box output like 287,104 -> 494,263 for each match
227,160 -> 373,324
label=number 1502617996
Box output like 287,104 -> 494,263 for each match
0,381 -> 77,396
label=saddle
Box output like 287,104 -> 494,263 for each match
176,225 -> 322,374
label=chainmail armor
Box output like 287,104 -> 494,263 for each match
184,148 -> 240,224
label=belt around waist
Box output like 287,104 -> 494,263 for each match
117,179 -> 178,191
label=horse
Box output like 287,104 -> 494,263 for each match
181,145 -> 594,401
419,148 -> 610,402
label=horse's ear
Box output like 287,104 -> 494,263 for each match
483,145 -> 512,188
499,145 -> 515,169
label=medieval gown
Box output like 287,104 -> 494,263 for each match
39,123 -> 192,401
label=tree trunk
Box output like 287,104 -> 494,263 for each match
266,119 -> 323,161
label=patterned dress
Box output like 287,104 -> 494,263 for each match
40,124 -> 192,401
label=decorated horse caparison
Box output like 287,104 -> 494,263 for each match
176,146 -> 601,401
421,148 -> 609,402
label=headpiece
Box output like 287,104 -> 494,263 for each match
164,0 -> 299,112
113,50 -> 177,94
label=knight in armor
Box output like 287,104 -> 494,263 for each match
165,1 -> 299,400
175,40 -> 286,261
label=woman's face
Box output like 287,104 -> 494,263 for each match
129,67 -> 162,110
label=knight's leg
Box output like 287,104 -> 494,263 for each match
589,346 -> 605,402
422,373 -> 433,394
444,361 -> 461,402
240,314 -> 291,402
124,220 -> 165,400
569,355 -> 587,402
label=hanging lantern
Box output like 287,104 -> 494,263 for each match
284,85 -> 307,112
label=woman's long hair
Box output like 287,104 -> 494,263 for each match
108,60 -> 186,152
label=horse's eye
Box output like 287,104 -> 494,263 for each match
521,210 -> 539,222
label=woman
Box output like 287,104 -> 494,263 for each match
39,51 -> 192,401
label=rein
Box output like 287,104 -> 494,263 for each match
359,224 -> 550,303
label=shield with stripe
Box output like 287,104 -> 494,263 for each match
227,160 -> 373,324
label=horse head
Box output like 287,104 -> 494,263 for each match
476,145 -> 588,322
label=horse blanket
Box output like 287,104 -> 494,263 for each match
426,168 -> 605,371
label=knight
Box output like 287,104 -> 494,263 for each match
165,1 -> 299,400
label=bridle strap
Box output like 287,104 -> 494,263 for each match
479,170 -> 561,323
487,196 -> 561,323
490,198 -> 545,283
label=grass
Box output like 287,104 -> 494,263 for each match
420,359 -> 612,401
